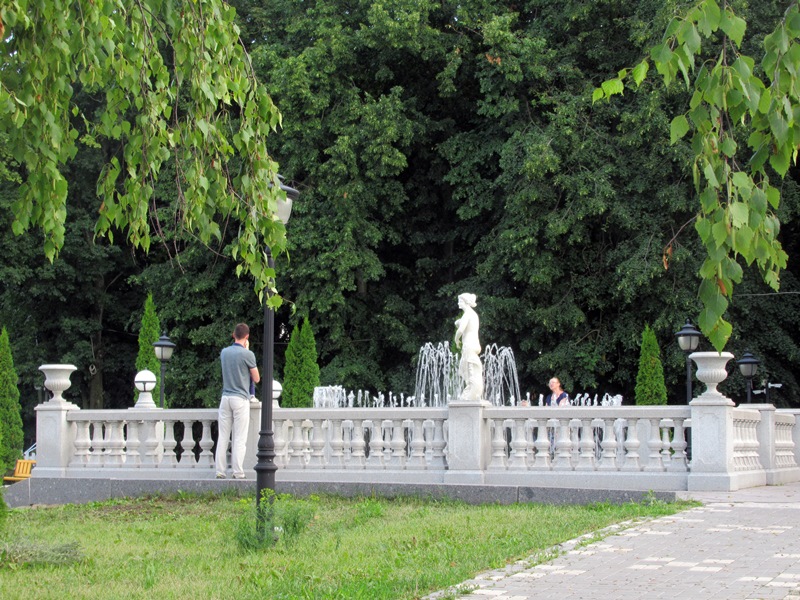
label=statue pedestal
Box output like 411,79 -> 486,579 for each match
444,399 -> 490,484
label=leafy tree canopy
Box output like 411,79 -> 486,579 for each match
595,0 -> 797,350
0,0 -> 288,304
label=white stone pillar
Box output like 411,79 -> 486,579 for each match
33,365 -> 79,477
751,404 -> 778,484
444,399 -> 489,483
687,352 -> 739,491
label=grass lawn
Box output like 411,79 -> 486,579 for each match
0,491 -> 692,600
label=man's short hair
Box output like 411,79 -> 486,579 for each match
233,323 -> 250,340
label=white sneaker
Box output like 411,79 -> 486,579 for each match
232,473 -> 246,480
215,473 -> 226,479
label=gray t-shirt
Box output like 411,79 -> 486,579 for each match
220,343 -> 257,399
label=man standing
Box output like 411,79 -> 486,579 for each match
215,323 -> 260,479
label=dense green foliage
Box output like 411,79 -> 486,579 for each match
596,0 -> 798,350
0,327 -> 23,472
134,294 -> 162,406
0,0 -> 797,451
0,0 -> 288,303
282,318 -> 320,408
635,325 -> 669,405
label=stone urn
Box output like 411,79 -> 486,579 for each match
690,352 -> 734,399
39,364 -> 77,405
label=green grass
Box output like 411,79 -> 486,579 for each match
0,492 -> 693,600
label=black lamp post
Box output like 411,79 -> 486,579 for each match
256,177 -> 299,524
675,319 -> 702,403
152,331 -> 176,409
736,350 -> 760,404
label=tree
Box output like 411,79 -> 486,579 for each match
134,294 -> 162,406
0,327 -> 23,472
0,0 -> 289,304
282,318 -> 320,408
635,325 -> 668,405
595,0 -> 797,350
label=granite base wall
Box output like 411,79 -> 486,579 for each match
3,477 -> 676,509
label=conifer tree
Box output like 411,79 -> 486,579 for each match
0,327 -> 24,472
135,293 -> 162,405
282,318 -> 320,408
635,325 -> 668,406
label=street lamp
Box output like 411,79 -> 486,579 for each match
675,319 -> 701,403
152,331 -> 176,409
736,350 -> 760,404
256,177 -> 299,523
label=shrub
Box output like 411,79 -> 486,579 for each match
635,324 -> 668,405
134,293 -> 162,406
282,317 -> 320,408
235,492 -> 318,552
0,327 -> 23,473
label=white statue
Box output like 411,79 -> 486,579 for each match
454,293 -> 484,402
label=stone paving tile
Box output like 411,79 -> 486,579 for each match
424,482 -> 800,600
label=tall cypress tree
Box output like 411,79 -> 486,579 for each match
134,293 -> 162,405
0,327 -> 23,472
282,318 -> 320,408
635,325 -> 668,406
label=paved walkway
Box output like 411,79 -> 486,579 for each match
426,483 -> 800,600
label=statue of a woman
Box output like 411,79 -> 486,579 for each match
454,293 -> 484,402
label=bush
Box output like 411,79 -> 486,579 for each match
635,324 -> 668,405
0,327 -> 23,473
282,317 -> 320,408
235,492 -> 318,552
134,293 -> 162,406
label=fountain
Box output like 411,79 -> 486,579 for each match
413,342 -> 522,407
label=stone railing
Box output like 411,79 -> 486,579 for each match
30,354 -> 800,492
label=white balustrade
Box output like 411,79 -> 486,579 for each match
27,363 -> 800,491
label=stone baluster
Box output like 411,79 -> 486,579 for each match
508,419 -> 528,470
669,419 -> 688,472
340,420 -> 353,465
576,418 -> 595,471
273,420 -> 288,468
407,419 -> 427,469
180,420 -> 196,466
364,420 -> 384,469
531,420 -> 551,470
198,420 -> 214,467
388,420 -> 407,468
382,420 -> 394,464
552,419 -> 573,470
428,419 -> 447,469
622,418 -> 641,471
89,422 -> 107,465
106,420 -> 126,466
71,421 -> 91,466
659,419 -> 673,470
140,420 -> 160,466
287,420 -> 306,468
597,417 -> 618,471
349,420 -> 366,469
570,420 -> 580,466
488,419 -> 507,471
308,419 -> 326,468
126,421 -> 141,466
161,419 -> 178,466
503,419 -> 528,471
328,419 -> 345,468
524,419 -> 536,465
644,417 -> 665,472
